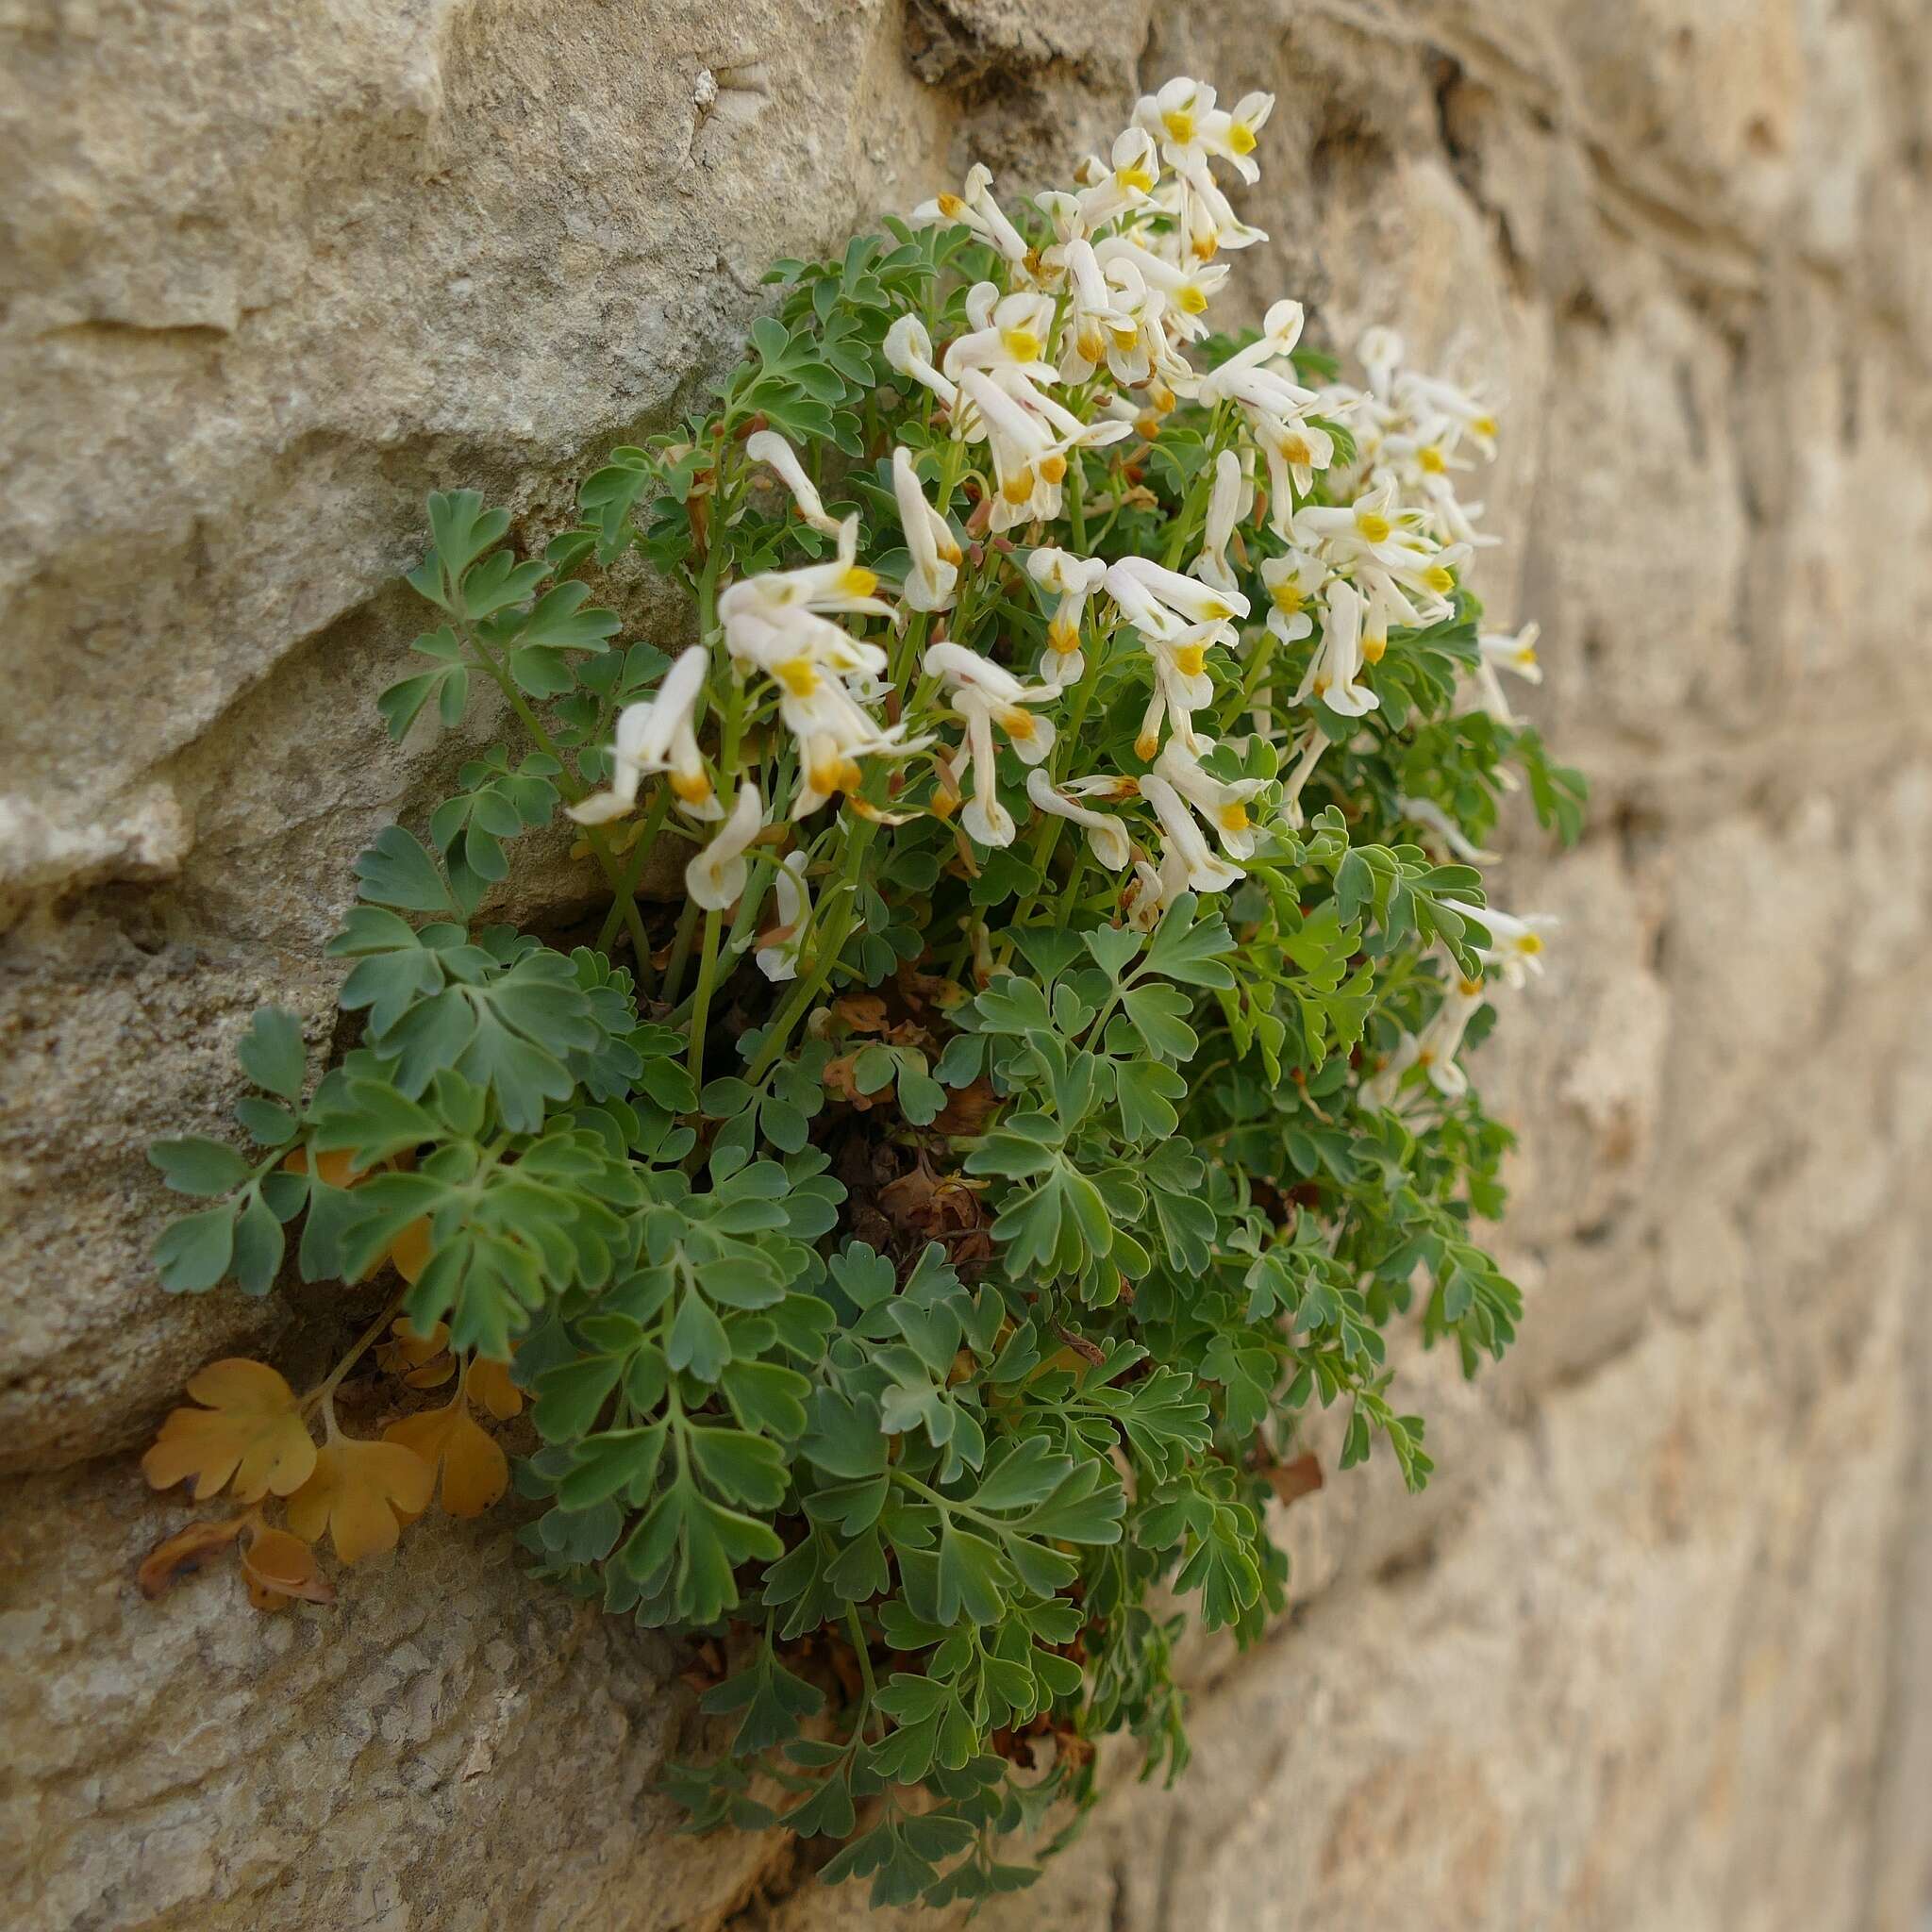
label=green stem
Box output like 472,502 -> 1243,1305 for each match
463,625 -> 656,971
595,784 -> 674,964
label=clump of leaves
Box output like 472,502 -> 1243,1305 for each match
139,73 -> 1582,1910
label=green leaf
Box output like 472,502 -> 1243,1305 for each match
153,1204 -> 237,1292
149,1137 -> 251,1196
237,1006 -> 307,1101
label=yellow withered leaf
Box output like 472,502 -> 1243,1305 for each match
136,1516 -> 245,1599
377,1315 -> 454,1389
141,1359 -> 318,1505
240,1524 -> 335,1610
286,1435 -> 435,1563
465,1355 -> 524,1421
385,1397 -> 509,1518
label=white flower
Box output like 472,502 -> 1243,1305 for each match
1472,906 -> 1557,988
1196,299 -> 1309,412
570,643 -> 720,824
956,368 -> 1128,531
1291,478 -> 1430,574
1295,576 -> 1378,717
1154,735 -> 1265,858
913,163 -> 1030,270
1259,549 -> 1324,645
1413,982 -> 1487,1097
1277,724 -> 1330,828
1141,772 -> 1243,893
686,781 -> 765,910
1480,621 -> 1541,684
1190,449 -> 1248,593
1093,235 -> 1228,339
1396,795 -> 1497,864
1107,555 -> 1249,636
718,514 -> 897,629
926,641 -> 1059,846
1057,241 -> 1158,386
755,850 -> 810,981
943,285 -> 1059,385
1257,412 -> 1338,521
1025,768 -> 1134,870
1052,126 -> 1161,241
884,314 -> 958,408
1122,853 -> 1171,932
892,446 -> 960,612
744,430 -> 843,538
1356,325 -> 1405,399
1026,546 -> 1107,684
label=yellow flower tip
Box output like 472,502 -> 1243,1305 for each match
1229,121 -> 1257,156
1474,414 -> 1498,439
1048,618 -> 1080,655
1135,729 -> 1160,760
1118,163 -> 1155,192
1270,584 -> 1304,615
1135,411 -> 1165,440
1001,326 -> 1042,363
1191,235 -> 1219,262
937,192 -> 966,217
1356,510 -> 1392,543
1516,646 -> 1539,667
938,535 -> 964,565
1361,635 -> 1387,664
1281,435 -> 1311,466
1218,803 -> 1251,832
841,564 -> 879,598
1002,468 -> 1035,505
1161,108 -> 1196,144
1003,709 -> 1037,741
1077,322 -> 1108,361
670,770 -> 714,805
775,657 -> 820,698
1458,975 -> 1485,996
1039,452 -> 1067,485
1174,643 -> 1208,677
1179,285 -> 1209,315
1517,932 -> 1543,956
1418,444 -> 1446,474
1424,564 -> 1456,594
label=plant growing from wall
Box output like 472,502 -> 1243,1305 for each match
137,75 -> 1582,1907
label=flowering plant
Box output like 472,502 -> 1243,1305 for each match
139,75 -> 1582,1907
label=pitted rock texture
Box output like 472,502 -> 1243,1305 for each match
3,1 -> 1930,1927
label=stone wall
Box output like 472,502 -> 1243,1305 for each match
4,1 -> 1929,1926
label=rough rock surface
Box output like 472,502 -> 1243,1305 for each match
3,1 -> 1930,1927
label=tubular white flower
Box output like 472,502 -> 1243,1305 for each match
1027,546 -> 1107,684
744,430 -> 843,538
1357,325 -> 1405,400
1154,735 -> 1265,858
1397,795 -> 1498,864
1094,235 -> 1228,340
1066,127 -> 1160,233
884,314 -> 958,408
1257,412 -> 1338,523
1413,982 -> 1487,1097
1260,549 -> 1324,645
1107,554 -> 1249,636
1122,854 -> 1171,932
718,515 -> 897,627
943,287 -> 1059,385
754,850 -> 810,982
1141,772 -> 1243,893
1480,621 -> 1541,685
686,781 -> 764,911
1295,576 -> 1378,717
569,643 -> 720,824
1025,768 -> 1135,871
955,368 -> 1128,532
913,163 -> 1031,271
891,446 -> 960,612
1472,906 -> 1557,988
1190,449 -> 1246,592
1196,299 -> 1307,406
1278,723 -> 1330,828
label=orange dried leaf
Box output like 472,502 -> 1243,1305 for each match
831,993 -> 891,1035
387,1217 -> 433,1284
282,1145 -> 361,1189
136,1516 -> 244,1600
465,1355 -> 524,1421
141,1359 -> 318,1504
286,1435 -> 435,1563
385,1398 -> 509,1518
241,1524 -> 335,1607
377,1316 -> 453,1387
1260,1451 -> 1325,1508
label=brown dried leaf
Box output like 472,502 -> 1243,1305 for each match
377,1315 -> 454,1388
1259,1451 -> 1324,1508
831,993 -> 890,1035
384,1397 -> 509,1518
141,1359 -> 318,1505
136,1516 -> 244,1600
241,1524 -> 335,1608
931,1076 -> 998,1138
286,1434 -> 435,1563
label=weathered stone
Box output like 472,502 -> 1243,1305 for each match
4,0 -> 1931,1926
